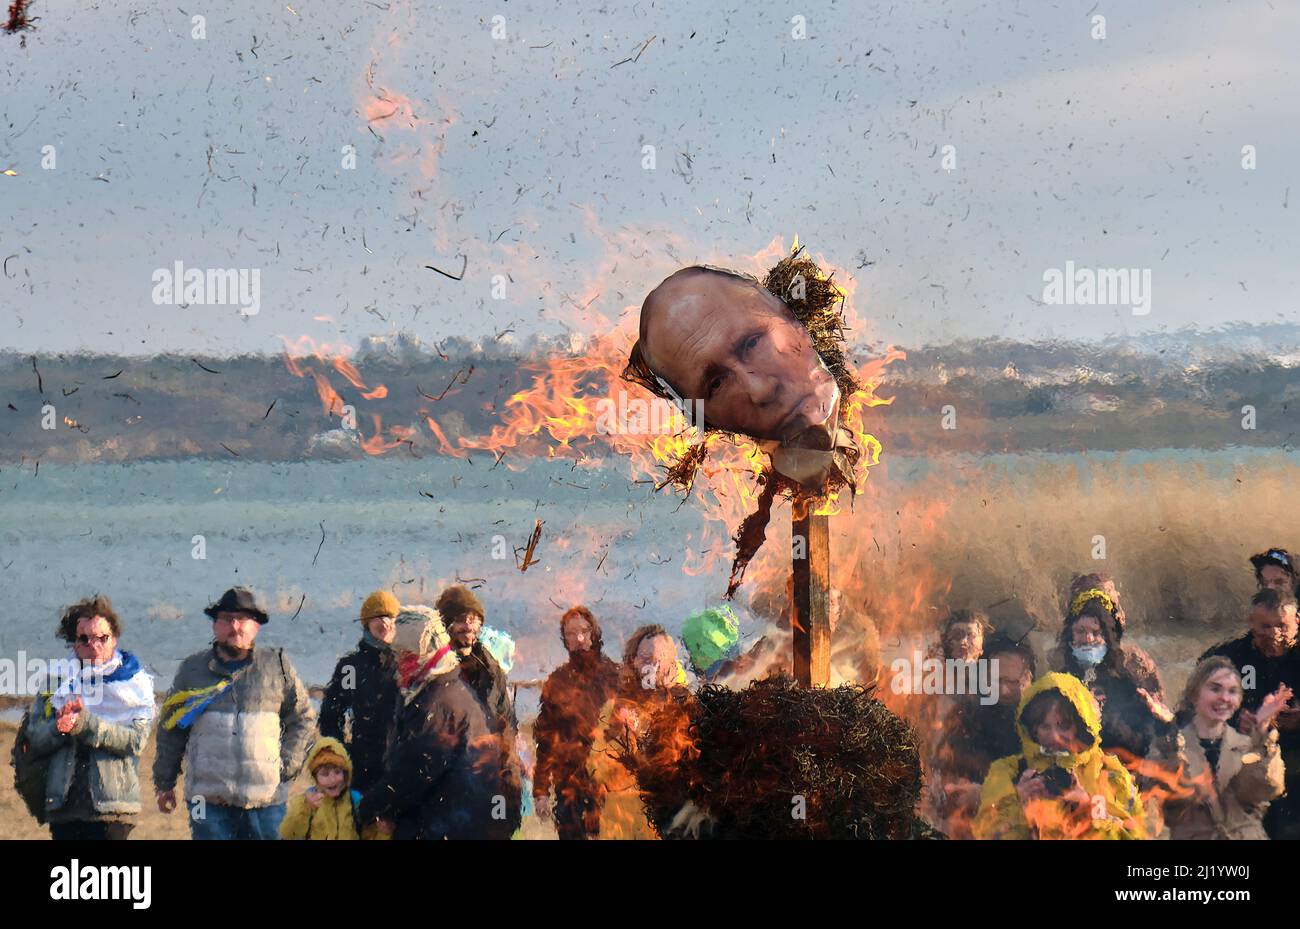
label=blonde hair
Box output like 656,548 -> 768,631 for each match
1178,656 -> 1242,720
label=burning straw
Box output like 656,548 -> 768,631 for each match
4,0 -> 36,34
760,248 -> 860,401
639,676 -> 938,839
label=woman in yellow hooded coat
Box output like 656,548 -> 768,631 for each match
974,672 -> 1145,840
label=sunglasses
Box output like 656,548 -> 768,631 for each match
76,634 -> 112,646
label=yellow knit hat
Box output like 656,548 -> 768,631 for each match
360,590 -> 401,622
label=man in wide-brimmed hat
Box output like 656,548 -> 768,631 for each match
153,586 -> 316,839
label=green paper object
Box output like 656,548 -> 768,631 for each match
683,606 -> 741,672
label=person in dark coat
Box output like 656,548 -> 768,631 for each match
1200,587 -> 1300,838
533,606 -> 620,839
319,590 -> 401,793
1062,573 -> 1164,700
1051,588 -> 1173,767
933,632 -> 1038,837
438,586 -> 516,730
358,610 -> 510,840
437,585 -> 523,835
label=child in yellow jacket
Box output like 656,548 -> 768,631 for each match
974,672 -> 1146,840
280,737 -> 388,840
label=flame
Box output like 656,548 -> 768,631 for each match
280,238 -> 899,586
279,335 -> 411,455
276,237 -> 920,717
356,3 -> 459,201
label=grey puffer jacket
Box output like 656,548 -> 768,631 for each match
153,645 -> 315,808
24,697 -> 152,818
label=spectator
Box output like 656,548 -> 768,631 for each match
587,624 -> 693,840
974,672 -> 1145,840
21,595 -> 154,840
1155,657 -> 1289,840
1051,587 -> 1172,765
1251,548 -> 1299,596
438,585 -> 523,836
320,590 -> 401,793
1200,588 -> 1300,838
533,605 -> 620,839
280,737 -> 383,840
358,607 -> 510,839
932,632 -> 1036,837
1061,573 -> 1163,700
153,587 -> 315,840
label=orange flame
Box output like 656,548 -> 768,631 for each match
279,335 -> 410,456
303,239 -> 897,582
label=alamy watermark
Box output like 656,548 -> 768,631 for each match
0,651 -> 105,704
596,386 -> 705,437
1042,261 -> 1151,316
151,261 -> 261,316
50,859 -> 151,909
889,652 -> 1000,706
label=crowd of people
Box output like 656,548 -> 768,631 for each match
14,546 -> 1300,841
929,548 -> 1300,840
12,581 -> 697,840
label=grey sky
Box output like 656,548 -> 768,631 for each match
2,0 -> 1296,356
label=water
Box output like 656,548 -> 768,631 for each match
0,457 -> 724,705
0,447 -> 1292,707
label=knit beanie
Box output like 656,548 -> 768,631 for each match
360,590 -> 401,622
436,585 -> 485,622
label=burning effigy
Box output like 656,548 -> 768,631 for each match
608,247 -> 935,839
623,244 -> 880,597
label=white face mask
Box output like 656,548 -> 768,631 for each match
1072,643 -> 1107,667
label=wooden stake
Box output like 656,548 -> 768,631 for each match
792,501 -> 831,687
